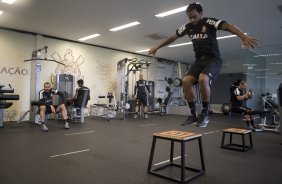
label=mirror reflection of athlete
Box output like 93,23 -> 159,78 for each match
133,73 -> 151,119
148,3 -> 259,128
39,82 -> 69,131
231,81 -> 263,131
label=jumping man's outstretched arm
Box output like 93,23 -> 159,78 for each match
221,22 -> 259,49
148,34 -> 179,56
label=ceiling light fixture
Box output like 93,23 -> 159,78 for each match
155,6 -> 188,18
254,53 -> 282,58
78,34 -> 100,41
168,42 -> 192,48
168,34 -> 240,48
270,62 -> 282,65
266,73 -> 278,75
1,0 -> 16,4
243,73 -> 255,75
109,21 -> 140,32
243,64 -> 257,67
267,78 -> 281,80
136,49 -> 150,53
136,33 -> 244,52
216,35 -> 237,40
254,69 -> 270,71
0,11 -> 3,15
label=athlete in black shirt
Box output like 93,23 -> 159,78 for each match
148,3 -> 258,127
133,73 -> 151,119
229,79 -> 242,102
231,81 -> 263,131
39,82 -> 69,131
71,79 -> 90,107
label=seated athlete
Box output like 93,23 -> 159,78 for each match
39,82 -> 69,131
66,79 -> 90,108
231,81 -> 263,131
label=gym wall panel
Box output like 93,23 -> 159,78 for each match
0,29 -> 35,121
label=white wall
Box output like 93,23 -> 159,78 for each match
0,29 -> 35,121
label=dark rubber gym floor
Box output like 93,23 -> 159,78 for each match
0,114 -> 281,184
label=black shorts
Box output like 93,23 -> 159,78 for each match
231,105 -> 252,115
186,55 -> 222,85
136,94 -> 148,106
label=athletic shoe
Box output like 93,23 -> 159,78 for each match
64,122 -> 69,129
133,114 -> 138,119
181,115 -> 198,126
196,114 -> 209,128
252,125 -> 264,132
144,114 -> 148,119
41,124 -> 48,132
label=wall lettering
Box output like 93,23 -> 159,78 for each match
0,66 -> 30,76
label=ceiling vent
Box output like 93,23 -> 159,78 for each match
145,33 -> 167,40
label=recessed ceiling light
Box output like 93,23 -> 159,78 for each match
243,73 -> 255,75
270,62 -> 282,65
168,34 -> 239,48
267,78 -> 281,80
145,33 -> 167,40
254,53 -> 282,57
168,42 -> 192,48
78,34 -> 100,41
243,64 -> 257,67
155,6 -> 188,18
0,11 -> 3,15
254,69 -> 270,71
1,0 -> 16,4
136,49 -> 150,53
216,35 -> 237,40
109,21 -> 140,32
266,73 -> 278,75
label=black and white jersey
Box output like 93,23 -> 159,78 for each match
231,87 -> 245,107
176,17 -> 226,58
75,86 -> 90,107
39,88 -> 59,106
134,80 -> 150,96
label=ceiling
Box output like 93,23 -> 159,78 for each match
0,0 -> 282,63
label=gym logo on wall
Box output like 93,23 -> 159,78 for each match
51,49 -> 84,81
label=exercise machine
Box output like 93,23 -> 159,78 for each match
90,92 -> 121,121
0,84 -> 20,127
21,45 -> 65,123
259,92 -> 280,132
157,92 -> 173,116
54,74 -> 75,105
116,58 -> 151,119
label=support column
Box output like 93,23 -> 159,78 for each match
29,35 -> 43,122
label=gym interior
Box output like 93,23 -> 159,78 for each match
0,1 -> 281,184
